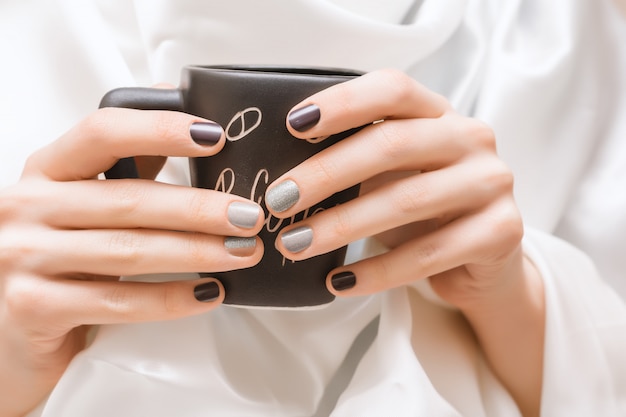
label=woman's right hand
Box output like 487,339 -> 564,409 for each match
0,107 -> 264,416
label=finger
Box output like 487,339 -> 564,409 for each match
11,179 -> 263,236
6,275 -> 225,327
22,108 -> 225,181
274,155 -> 512,260
323,197 -> 523,297
12,228 -> 263,276
265,115 -> 494,217
286,68 -> 450,137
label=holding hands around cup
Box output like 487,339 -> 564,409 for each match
0,69 -> 544,417
269,68 -> 544,416
0,108 -> 265,416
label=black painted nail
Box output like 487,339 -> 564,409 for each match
331,271 -> 356,291
288,104 -> 320,132
194,281 -> 221,302
190,122 -> 222,146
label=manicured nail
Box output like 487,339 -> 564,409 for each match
224,236 -> 257,257
288,104 -> 320,132
265,179 -> 300,213
280,226 -> 313,253
190,122 -> 222,146
331,271 -> 356,291
194,281 -> 220,302
227,201 -> 261,229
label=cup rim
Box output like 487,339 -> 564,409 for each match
186,64 -> 364,78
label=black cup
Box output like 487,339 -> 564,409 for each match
100,65 -> 363,308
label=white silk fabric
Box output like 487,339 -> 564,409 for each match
0,0 -> 625,415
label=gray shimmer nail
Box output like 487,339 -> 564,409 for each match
224,236 -> 257,257
281,226 -> 313,253
228,201 -> 261,229
266,180 -> 300,213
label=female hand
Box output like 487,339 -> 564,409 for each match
0,108 -> 264,416
266,69 -> 545,417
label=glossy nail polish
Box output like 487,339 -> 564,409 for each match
190,121 -> 222,146
331,271 -> 356,291
227,201 -> 260,229
265,179 -> 300,213
224,236 -> 257,257
194,281 -> 220,302
280,226 -> 313,253
288,104 -> 320,132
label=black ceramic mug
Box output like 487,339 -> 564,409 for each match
100,65 -> 363,308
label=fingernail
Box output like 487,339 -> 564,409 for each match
331,271 -> 356,291
288,104 -> 320,132
194,281 -> 221,302
190,122 -> 222,146
228,201 -> 261,229
265,179 -> 300,213
224,236 -> 257,257
280,226 -> 313,253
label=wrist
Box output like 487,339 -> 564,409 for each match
458,251 -> 544,319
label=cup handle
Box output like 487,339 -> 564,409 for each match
98,87 -> 184,179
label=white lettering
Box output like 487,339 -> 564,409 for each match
225,107 -> 262,141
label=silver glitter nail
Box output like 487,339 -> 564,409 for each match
224,236 -> 257,257
266,179 -> 300,213
280,226 -> 313,253
227,201 -> 260,229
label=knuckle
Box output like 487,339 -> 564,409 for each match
4,277 -> 47,322
408,240 -> 440,271
377,68 -> 416,104
310,155 -> 341,188
331,205 -> 354,237
374,121 -> 412,161
185,233 -> 215,267
487,160 -> 515,194
0,184 -> 32,220
464,118 -> 497,151
185,191 -> 215,229
0,230 -> 38,271
488,202 -> 524,250
102,285 -> 134,316
389,180 -> 427,215
107,231 -> 144,268
371,256 -> 396,289
161,283 -> 187,315
105,179 -> 148,218
475,158 -> 515,197
331,85 -> 356,116
151,111 -> 186,142
22,152 -> 44,176
77,108 -> 118,142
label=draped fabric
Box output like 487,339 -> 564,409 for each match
1,0 -> 625,415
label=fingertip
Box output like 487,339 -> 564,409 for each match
265,178 -> 301,215
193,279 -> 224,304
190,121 -> 225,148
227,200 -> 264,232
287,103 -> 320,134
326,270 -> 357,296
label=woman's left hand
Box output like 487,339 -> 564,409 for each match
265,68 -> 544,417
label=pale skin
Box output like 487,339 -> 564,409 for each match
0,69 -> 544,417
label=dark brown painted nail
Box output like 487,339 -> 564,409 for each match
288,104 -> 320,132
190,122 -> 222,146
331,271 -> 356,291
194,281 -> 221,302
